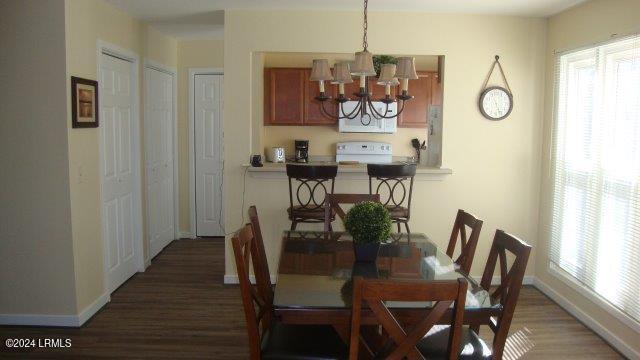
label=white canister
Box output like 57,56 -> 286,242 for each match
267,147 -> 286,163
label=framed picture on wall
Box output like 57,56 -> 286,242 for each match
71,76 -> 99,128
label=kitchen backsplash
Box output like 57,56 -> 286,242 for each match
262,126 -> 427,158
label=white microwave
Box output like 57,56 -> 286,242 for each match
338,101 -> 397,133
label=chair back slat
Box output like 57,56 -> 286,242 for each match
248,206 -> 273,304
349,277 -> 467,360
232,224 -> 274,360
478,229 -> 532,360
323,194 -> 380,231
446,209 -> 483,274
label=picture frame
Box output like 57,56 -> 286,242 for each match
71,76 -> 99,128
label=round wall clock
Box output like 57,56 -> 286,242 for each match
479,86 -> 513,121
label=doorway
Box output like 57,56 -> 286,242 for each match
144,61 -> 178,259
189,69 -> 224,237
98,44 -> 144,293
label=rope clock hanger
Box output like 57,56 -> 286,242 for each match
479,55 -> 514,121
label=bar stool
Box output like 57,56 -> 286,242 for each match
286,164 -> 338,230
367,163 -> 417,233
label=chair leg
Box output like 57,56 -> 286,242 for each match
470,325 -> 480,335
328,222 -> 333,232
396,222 -> 401,233
404,222 -> 410,234
290,221 -> 297,231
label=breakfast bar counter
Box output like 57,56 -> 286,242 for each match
244,162 -> 452,180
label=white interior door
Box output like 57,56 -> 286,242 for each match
145,66 -> 175,258
100,53 -> 140,292
194,74 -> 223,236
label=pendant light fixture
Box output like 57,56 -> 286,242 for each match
310,0 -> 417,122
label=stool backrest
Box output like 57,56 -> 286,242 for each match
367,163 -> 416,215
286,164 -> 338,212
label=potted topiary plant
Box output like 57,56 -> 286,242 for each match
344,201 -> 392,262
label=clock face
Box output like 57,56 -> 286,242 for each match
479,86 -> 513,120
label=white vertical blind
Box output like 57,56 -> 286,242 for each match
550,34 -> 640,323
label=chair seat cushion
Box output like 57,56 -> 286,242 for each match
385,205 -> 409,219
261,321 -> 348,360
288,205 -> 331,220
416,325 -> 492,360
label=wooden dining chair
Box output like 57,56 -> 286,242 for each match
416,230 -> 531,360
232,224 -> 347,360
323,193 -> 380,231
349,277 -> 468,360
248,206 -> 273,302
445,209 -> 484,274
471,229 -> 532,360
286,164 -> 338,230
367,163 -> 416,233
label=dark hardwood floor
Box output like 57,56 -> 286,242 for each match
0,238 -> 623,359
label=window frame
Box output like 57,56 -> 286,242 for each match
547,34 -> 640,333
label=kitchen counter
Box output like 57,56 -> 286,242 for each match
243,162 -> 452,181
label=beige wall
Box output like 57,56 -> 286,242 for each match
224,11 -> 547,282
176,39 -> 225,233
0,0 -> 77,315
537,0 -> 640,355
65,0 -> 178,312
261,52 -> 437,157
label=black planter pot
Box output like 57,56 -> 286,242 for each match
353,242 -> 380,262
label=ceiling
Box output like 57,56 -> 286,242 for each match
106,0 -> 587,39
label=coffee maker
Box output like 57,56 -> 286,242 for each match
294,140 -> 309,163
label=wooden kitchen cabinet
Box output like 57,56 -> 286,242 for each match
304,69 -> 337,125
264,68 -> 305,125
397,71 -> 442,128
264,68 -> 439,126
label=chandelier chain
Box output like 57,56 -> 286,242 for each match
362,0 -> 368,51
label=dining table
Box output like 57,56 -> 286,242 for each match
272,230 -> 503,344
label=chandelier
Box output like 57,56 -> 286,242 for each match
310,0 -> 418,122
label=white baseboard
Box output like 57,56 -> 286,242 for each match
77,292 -> 110,326
0,292 -> 110,327
179,231 -> 196,239
0,313 -> 79,327
533,278 -> 640,360
224,274 -> 278,285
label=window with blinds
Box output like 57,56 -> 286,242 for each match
550,34 -> 640,324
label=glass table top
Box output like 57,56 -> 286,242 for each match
274,231 -> 497,310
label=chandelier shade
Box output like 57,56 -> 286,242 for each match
377,64 -> 399,85
351,50 -> 376,76
307,0 -> 416,122
332,62 -> 354,84
309,59 -> 334,81
395,57 -> 419,79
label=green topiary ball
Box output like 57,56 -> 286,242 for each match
344,201 -> 392,244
